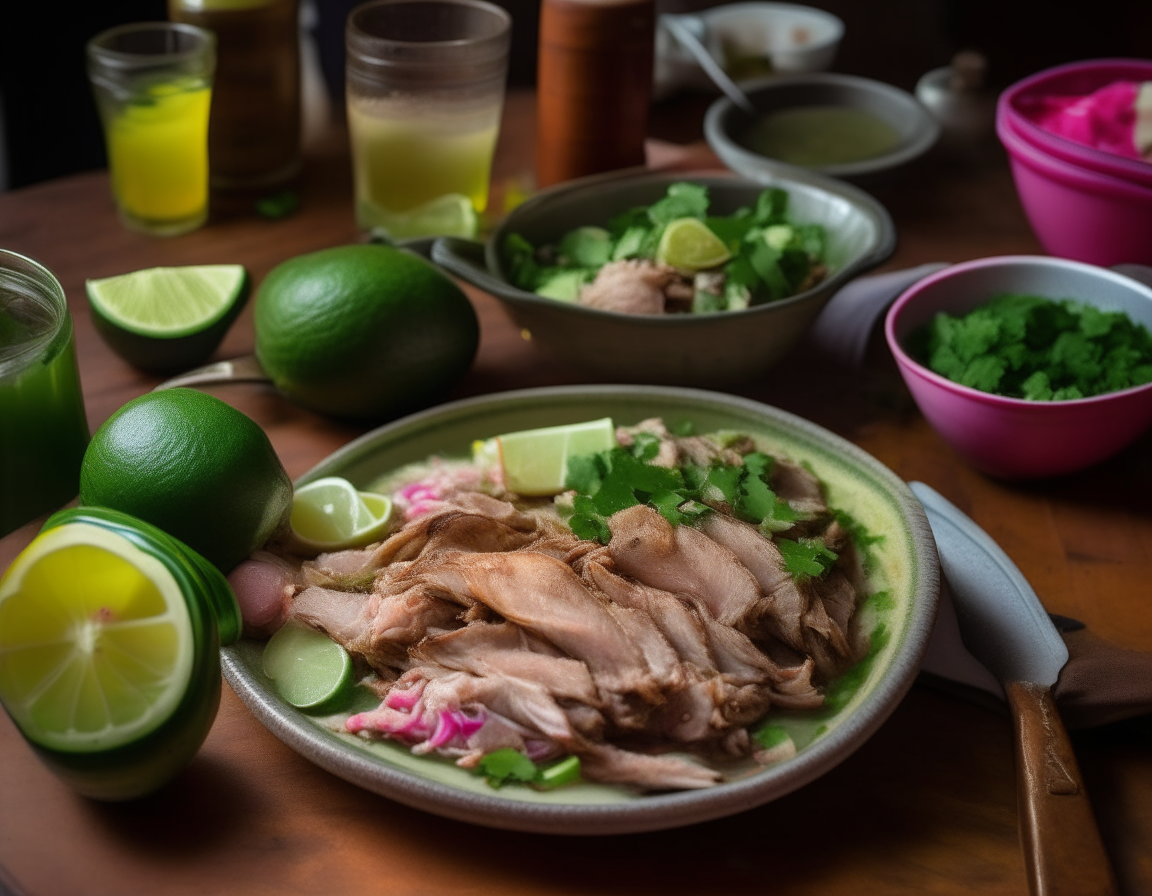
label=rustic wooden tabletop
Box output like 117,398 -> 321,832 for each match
1,88 -> 1150,896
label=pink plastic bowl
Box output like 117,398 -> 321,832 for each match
997,110 -> 1152,266
998,58 -> 1152,188
885,255 -> 1152,479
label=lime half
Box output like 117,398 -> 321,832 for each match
290,477 -> 393,551
656,218 -> 732,272
262,622 -> 354,712
0,509 -> 228,800
496,418 -> 616,496
86,264 -> 250,373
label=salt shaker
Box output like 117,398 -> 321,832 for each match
536,0 -> 655,187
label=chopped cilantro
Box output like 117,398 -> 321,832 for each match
475,749 -> 581,790
909,293 -> 1152,400
753,723 -> 791,750
564,442 -> 813,545
777,537 -> 839,581
476,748 -> 538,788
501,182 -> 827,312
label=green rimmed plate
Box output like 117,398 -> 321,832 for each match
221,385 -> 939,834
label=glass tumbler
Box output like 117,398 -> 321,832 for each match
0,250 -> 90,538
346,0 -> 511,239
87,22 -> 216,236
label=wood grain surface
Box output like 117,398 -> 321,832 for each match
2,88 -> 1151,896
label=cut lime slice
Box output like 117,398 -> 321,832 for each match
262,622 -> 354,711
371,193 -> 478,240
85,264 -> 250,373
290,476 -> 393,551
497,418 -> 616,496
0,522 -> 195,754
655,218 -> 732,271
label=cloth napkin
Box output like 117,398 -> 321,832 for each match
811,260 -> 1152,728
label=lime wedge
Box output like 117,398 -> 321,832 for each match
262,622 -> 354,711
0,522 -> 195,753
497,418 -> 616,496
655,218 -> 732,271
86,264 -> 250,373
370,193 -> 479,240
290,476 -> 393,551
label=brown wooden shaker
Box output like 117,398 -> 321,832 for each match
536,0 -> 655,187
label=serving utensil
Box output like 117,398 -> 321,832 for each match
659,14 -> 756,114
910,482 -> 1117,896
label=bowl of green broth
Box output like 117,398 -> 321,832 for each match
705,73 -> 941,180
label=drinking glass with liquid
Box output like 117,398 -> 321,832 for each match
345,0 -> 511,239
0,251 -> 90,538
168,0 -> 303,192
86,22 -> 216,236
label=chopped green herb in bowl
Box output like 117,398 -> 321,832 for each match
502,182 -> 828,315
908,292 -> 1152,400
886,255 -> 1152,478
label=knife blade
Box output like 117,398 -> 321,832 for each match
909,482 -> 1117,896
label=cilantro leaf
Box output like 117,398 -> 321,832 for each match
476,748 -> 539,788
777,537 -> 838,581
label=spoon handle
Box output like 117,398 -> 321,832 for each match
1005,680 -> 1117,896
153,353 -> 271,392
660,15 -> 755,114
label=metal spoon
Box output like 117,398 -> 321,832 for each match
659,14 -> 756,115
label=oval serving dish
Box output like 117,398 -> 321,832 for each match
222,385 -> 939,835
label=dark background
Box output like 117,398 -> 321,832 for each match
1,0 -> 1149,190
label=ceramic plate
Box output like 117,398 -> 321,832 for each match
221,385 -> 939,834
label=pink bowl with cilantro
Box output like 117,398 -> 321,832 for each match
885,255 -> 1152,479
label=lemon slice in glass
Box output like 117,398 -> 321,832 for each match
496,417 -> 616,496
656,218 -> 733,271
370,193 -> 478,240
290,476 -> 393,551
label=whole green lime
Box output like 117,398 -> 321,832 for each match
254,244 -> 479,420
79,388 -> 293,573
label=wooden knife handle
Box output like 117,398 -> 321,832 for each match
1005,680 -> 1117,896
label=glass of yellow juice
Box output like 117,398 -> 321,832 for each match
87,23 -> 216,236
346,0 -> 511,239
0,251 -> 90,538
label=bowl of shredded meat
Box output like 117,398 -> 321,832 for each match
222,385 -> 940,834
431,170 -> 895,386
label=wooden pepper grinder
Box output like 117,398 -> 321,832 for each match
536,0 -> 656,187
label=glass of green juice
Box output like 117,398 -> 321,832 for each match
345,0 -> 511,239
0,250 -> 90,539
86,22 -> 216,237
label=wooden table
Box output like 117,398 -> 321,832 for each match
2,88 -> 1151,896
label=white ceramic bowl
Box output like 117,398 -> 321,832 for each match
655,2 -> 844,99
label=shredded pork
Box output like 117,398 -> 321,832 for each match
237,421 -> 870,792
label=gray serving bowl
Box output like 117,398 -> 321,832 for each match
432,169 -> 895,386
705,73 -> 941,181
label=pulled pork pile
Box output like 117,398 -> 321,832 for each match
240,423 -> 869,792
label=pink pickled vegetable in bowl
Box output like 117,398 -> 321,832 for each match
885,256 -> 1152,479
998,58 -> 1152,187
996,106 -> 1152,266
